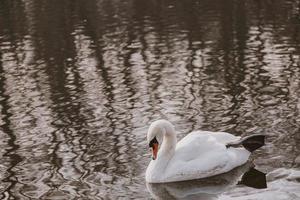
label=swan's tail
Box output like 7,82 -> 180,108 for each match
226,134 -> 265,152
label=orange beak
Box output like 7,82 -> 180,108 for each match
151,143 -> 158,160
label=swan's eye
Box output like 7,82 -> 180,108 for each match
149,136 -> 158,147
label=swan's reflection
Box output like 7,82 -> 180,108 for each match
146,163 -> 266,200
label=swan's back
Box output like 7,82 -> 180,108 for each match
163,131 -> 250,182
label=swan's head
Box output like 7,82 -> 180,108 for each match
147,119 -> 173,160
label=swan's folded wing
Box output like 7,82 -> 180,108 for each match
163,132 -> 248,182
165,150 -> 230,182
177,131 -> 239,149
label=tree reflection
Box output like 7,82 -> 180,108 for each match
0,0 -> 300,199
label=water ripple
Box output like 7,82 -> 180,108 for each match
0,0 -> 300,199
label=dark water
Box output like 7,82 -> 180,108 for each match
0,0 -> 300,199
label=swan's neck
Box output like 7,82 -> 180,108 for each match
146,124 -> 177,182
159,125 -> 177,158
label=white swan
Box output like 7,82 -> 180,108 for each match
146,119 -> 265,183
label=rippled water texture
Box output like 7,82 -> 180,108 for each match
1,0 -> 300,199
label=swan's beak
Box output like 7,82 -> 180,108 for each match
151,143 -> 158,160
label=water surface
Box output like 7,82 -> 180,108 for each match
0,0 -> 300,199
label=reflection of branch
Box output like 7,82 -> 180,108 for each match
0,45 -> 22,200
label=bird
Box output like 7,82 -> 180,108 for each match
145,119 -> 265,183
